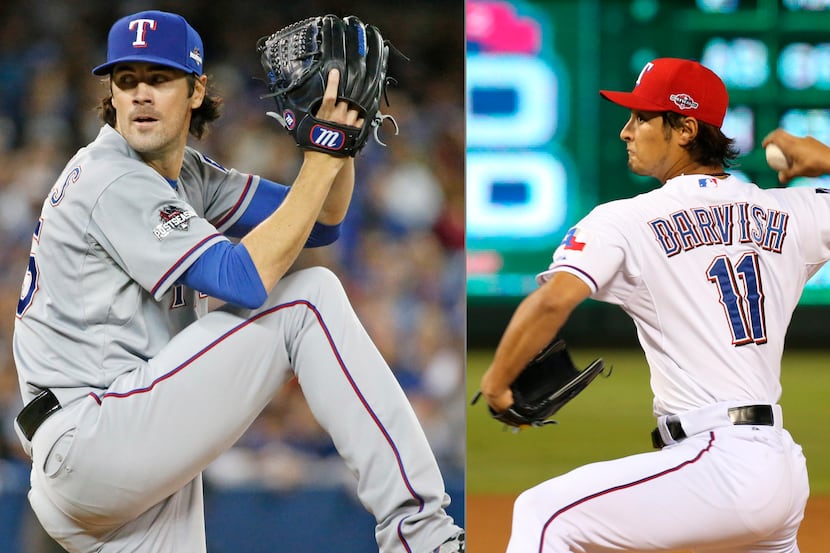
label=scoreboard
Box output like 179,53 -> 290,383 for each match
466,0 -> 830,305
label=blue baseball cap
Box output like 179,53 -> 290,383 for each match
92,10 -> 204,76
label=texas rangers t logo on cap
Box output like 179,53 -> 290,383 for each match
129,18 -> 157,47
635,61 -> 654,86
310,125 -> 345,151
92,10 -> 205,76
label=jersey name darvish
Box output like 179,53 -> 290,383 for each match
537,174 -> 830,415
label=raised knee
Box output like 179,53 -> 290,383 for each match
293,268 -> 357,320
285,266 -> 345,300
297,266 -> 342,289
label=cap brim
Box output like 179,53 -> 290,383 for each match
92,56 -> 197,76
599,90 -> 667,113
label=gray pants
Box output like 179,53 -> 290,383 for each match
25,267 -> 460,552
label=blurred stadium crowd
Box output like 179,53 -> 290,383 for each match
0,0 -> 465,503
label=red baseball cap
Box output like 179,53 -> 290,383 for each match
600,58 -> 728,128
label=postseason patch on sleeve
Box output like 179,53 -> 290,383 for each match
153,205 -> 197,240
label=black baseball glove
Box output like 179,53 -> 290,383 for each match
473,338 -> 607,429
257,14 -> 396,157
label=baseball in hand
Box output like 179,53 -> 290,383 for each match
765,143 -> 790,171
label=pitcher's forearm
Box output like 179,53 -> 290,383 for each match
242,152 -> 345,289
318,157 -> 355,225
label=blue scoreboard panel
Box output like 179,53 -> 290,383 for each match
467,0 -> 830,305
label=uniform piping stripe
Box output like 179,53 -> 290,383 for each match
213,174 -> 254,228
88,298 -> 423,552
537,432 -> 716,553
151,233 -> 223,296
552,264 -> 598,291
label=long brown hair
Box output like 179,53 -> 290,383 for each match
662,111 -> 740,168
97,74 -> 223,139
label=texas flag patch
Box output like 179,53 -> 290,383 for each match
561,227 -> 587,251
553,227 -> 589,261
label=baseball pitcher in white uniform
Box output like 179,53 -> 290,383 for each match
480,58 -> 814,552
12,10 -> 464,553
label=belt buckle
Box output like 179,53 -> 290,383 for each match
728,404 -> 774,426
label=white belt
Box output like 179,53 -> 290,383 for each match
653,402 -> 782,449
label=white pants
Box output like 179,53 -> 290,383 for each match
26,267 -> 460,553
508,411 -> 808,553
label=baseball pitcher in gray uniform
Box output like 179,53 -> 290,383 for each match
12,10 -> 464,553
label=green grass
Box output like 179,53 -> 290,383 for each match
467,348 -> 830,495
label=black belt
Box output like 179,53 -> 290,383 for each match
651,404 -> 774,449
16,389 -> 62,441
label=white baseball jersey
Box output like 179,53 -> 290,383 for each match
14,125 -> 257,406
538,173 -> 830,415
508,173 -> 813,553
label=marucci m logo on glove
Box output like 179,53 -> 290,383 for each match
310,125 -> 345,150
283,110 -> 296,130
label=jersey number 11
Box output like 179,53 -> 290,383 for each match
707,252 -> 767,346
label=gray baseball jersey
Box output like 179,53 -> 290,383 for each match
14,125 -> 461,553
14,125 -> 252,405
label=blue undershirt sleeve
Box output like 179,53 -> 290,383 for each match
179,241 -> 267,309
306,220 -> 341,246
226,178 -> 342,247
225,178 -> 288,236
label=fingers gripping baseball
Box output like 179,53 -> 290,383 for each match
762,129 -> 830,184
